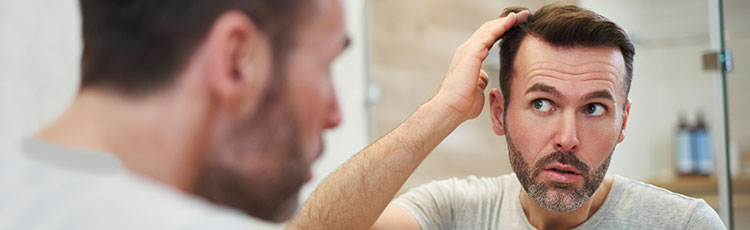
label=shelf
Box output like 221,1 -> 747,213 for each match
648,175 -> 750,209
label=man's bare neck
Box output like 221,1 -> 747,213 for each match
36,89 -> 206,192
519,176 -> 614,230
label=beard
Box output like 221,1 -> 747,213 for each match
193,105 -> 314,222
506,128 -> 614,212
192,82 -> 321,222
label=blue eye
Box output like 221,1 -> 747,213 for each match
584,103 -> 606,116
531,99 -> 553,112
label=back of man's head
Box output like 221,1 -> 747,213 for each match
79,0 -> 311,96
497,4 -> 635,108
75,0 -> 325,223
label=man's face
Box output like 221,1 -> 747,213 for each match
491,36 -> 630,212
195,0 -> 347,222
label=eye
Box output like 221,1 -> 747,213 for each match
531,99 -> 554,113
584,103 -> 606,116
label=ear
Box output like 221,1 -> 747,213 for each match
617,98 -> 632,143
202,10 -> 272,120
490,88 -> 507,136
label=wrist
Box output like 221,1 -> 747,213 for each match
392,97 -> 464,158
417,97 -> 467,129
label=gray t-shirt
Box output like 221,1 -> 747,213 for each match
394,174 -> 725,229
0,139 -> 283,230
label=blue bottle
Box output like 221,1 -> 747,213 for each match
675,114 -> 693,175
691,112 -> 712,175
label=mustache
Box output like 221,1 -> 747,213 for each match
532,151 -> 590,175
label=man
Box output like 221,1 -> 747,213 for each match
0,0 -> 349,228
289,4 -> 725,230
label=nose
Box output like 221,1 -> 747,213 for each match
554,111 -> 580,153
324,93 -> 342,130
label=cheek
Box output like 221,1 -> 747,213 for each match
579,120 -> 619,139
285,61 -> 331,143
506,109 -> 551,162
577,117 -> 622,163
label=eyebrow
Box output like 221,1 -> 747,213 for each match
524,83 -> 615,102
524,83 -> 561,98
582,90 -> 614,102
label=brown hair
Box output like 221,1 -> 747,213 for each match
79,0 -> 313,96
498,4 -> 635,108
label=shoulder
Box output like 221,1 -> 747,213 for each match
392,174 -> 520,229
598,175 -> 724,229
72,166 -> 271,229
107,173 -> 259,228
0,139 -> 267,229
0,138 -> 22,162
612,175 -> 708,209
0,138 -> 35,181
396,174 -> 516,203
75,168 -> 279,229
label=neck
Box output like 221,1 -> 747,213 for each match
519,176 -> 614,230
37,88 -> 211,192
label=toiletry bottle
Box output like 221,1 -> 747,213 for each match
691,111 -> 712,175
675,113 -> 693,175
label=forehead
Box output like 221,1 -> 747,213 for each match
513,36 -> 626,97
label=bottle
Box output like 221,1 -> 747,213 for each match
675,113 -> 693,175
691,111 -> 712,175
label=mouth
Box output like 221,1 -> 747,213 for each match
541,164 -> 583,183
544,163 -> 582,175
546,168 -> 579,175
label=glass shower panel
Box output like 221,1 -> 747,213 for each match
720,0 -> 750,228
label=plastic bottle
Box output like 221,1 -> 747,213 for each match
691,112 -> 712,175
675,113 -> 693,175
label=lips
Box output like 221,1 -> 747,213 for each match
544,164 -> 582,175
541,163 -> 583,183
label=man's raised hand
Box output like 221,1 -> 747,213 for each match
431,11 -> 530,121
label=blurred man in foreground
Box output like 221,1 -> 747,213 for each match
0,0 -> 349,228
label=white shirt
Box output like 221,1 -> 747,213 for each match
0,139 -> 282,230
394,174 -> 725,229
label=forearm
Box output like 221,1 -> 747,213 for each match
287,99 -> 463,230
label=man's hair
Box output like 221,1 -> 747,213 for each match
79,0 -> 312,95
498,4 -> 635,108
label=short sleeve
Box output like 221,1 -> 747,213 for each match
684,200 -> 726,230
392,178 -> 461,230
